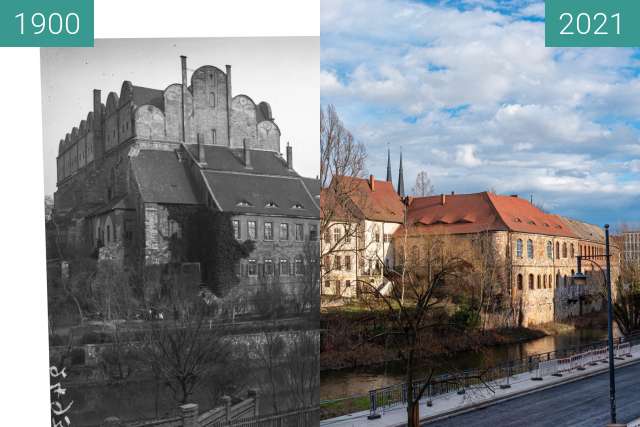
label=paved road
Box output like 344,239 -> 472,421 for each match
428,362 -> 640,427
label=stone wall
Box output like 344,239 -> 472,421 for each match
233,213 -> 319,296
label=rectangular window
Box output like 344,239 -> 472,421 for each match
295,224 -> 304,241
309,224 -> 318,241
324,281 -> 331,288
212,129 -> 216,145
384,234 -> 391,243
264,222 -> 273,240
323,255 -> 331,272
345,280 -> 351,288
295,257 -> 304,275
232,220 -> 241,239
247,220 -> 256,240
264,259 -> 274,275
280,223 -> 289,240
248,259 -> 257,276
345,255 -> 351,271
333,227 -> 341,243
280,259 -> 289,275
335,256 -> 342,271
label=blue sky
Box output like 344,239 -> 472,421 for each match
321,0 -> 640,228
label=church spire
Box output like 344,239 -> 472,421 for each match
397,149 -> 405,197
386,146 -> 392,183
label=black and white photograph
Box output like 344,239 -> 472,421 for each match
42,37 -> 320,426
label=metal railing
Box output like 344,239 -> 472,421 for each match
367,332 -> 640,418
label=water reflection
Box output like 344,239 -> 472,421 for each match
320,327 -> 614,400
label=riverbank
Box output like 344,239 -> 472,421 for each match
319,313 -> 611,420
320,310 -> 609,372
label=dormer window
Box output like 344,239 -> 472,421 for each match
514,217 -> 522,223
292,203 -> 304,209
236,200 -> 252,207
528,220 -> 536,225
265,201 -> 278,208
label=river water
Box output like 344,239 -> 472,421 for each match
320,326 -> 614,401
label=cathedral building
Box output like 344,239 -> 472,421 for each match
52,56 -> 319,302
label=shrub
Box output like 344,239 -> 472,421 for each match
79,331 -> 113,345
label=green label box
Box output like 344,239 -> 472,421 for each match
546,0 -> 640,47
0,0 -> 93,47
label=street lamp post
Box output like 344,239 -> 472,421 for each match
572,224 -> 616,424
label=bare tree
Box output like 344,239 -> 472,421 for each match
412,171 -> 434,197
360,229 -> 485,426
144,295 -> 230,404
320,104 -> 373,298
614,258 -> 640,337
90,261 -> 138,321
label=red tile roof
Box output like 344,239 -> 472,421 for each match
401,192 -> 577,238
326,176 -> 405,223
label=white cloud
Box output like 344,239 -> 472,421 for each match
322,0 -> 640,222
456,144 -> 482,167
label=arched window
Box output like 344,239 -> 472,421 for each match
562,242 -> 568,258
516,239 -> 523,258
209,91 -> 216,107
555,242 -> 560,259
570,243 -> 575,258
543,275 -> 547,288
563,274 -> 568,286
556,271 -> 561,287
546,241 -> 553,259
549,274 -> 553,288
528,274 -> 534,290
517,274 -> 523,290
537,275 -> 541,289
527,239 -> 534,259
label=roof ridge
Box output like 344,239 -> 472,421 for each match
483,191 -> 511,231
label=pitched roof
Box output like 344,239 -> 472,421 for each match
187,145 -> 298,177
301,177 -> 321,198
407,192 -> 505,234
131,149 -> 199,205
557,216 -> 604,243
486,193 -> 575,237
403,192 -> 576,238
132,85 -> 164,110
87,194 -> 135,218
329,176 -> 405,223
203,171 -> 318,217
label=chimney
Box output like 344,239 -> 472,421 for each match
369,175 -> 375,191
197,133 -> 207,166
93,89 -> 102,132
511,194 -> 518,198
286,143 -> 293,170
441,193 -> 446,205
180,55 -> 188,142
243,138 -> 252,169
226,65 -> 232,147
451,191 -> 455,196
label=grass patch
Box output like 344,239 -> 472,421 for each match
320,395 -> 370,420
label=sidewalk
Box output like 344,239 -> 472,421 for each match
321,346 -> 640,427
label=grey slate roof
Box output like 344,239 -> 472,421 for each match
558,216 -> 605,243
132,86 -> 164,110
203,171 -> 318,217
131,149 -> 199,205
301,177 -> 320,198
187,145 -> 298,177
87,194 -> 135,217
